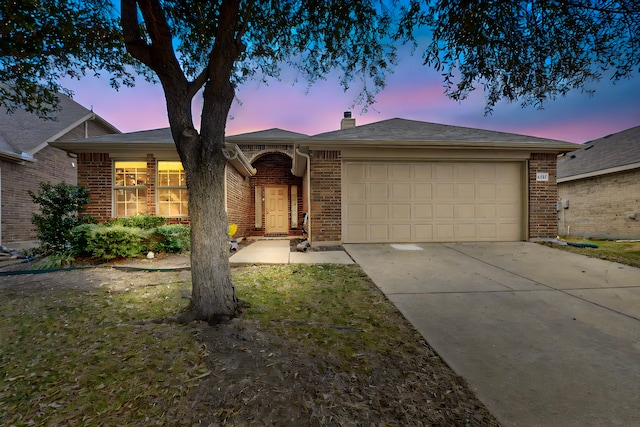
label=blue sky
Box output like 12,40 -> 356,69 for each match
65,44 -> 640,144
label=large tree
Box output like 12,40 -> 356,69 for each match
2,0 -> 638,321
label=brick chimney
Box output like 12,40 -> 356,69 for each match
340,111 -> 356,130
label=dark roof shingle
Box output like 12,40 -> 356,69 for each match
558,125 -> 640,179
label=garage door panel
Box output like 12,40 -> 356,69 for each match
391,182 -> 411,200
368,164 -> 388,180
414,224 -> 433,240
436,204 -> 454,219
391,224 -> 412,240
369,204 -> 389,220
478,204 -> 497,219
413,183 -> 432,199
413,204 -> 433,219
370,224 -> 389,240
436,183 -> 455,198
413,163 -> 432,180
456,183 -> 476,198
435,224 -> 455,240
346,182 -> 366,200
391,204 -> 411,220
435,164 -> 454,179
370,183 -> 388,200
456,204 -> 476,219
477,223 -> 497,239
455,223 -> 476,239
343,161 -> 523,243
346,204 -> 366,221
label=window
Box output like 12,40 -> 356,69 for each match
114,161 -> 148,217
158,161 -> 188,217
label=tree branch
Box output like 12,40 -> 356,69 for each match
121,0 -> 153,66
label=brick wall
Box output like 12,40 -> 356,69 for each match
248,152 -> 304,237
529,153 -> 558,239
558,168 -> 640,238
309,150 -> 341,242
226,165 -> 252,238
1,145 -> 77,244
77,153 -> 112,222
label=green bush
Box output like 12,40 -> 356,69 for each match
151,224 -> 191,254
70,223 -> 96,257
86,225 -> 148,260
108,214 -> 168,230
29,182 -> 90,254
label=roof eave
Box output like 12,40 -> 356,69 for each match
302,139 -> 579,153
0,148 -> 37,164
224,144 -> 256,177
558,162 -> 640,183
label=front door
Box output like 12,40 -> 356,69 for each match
265,185 -> 288,234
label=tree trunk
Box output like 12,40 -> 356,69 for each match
122,0 -> 243,322
185,147 -> 238,322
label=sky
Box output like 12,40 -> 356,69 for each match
64,45 -> 640,145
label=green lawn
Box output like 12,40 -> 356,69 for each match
548,237 -> 640,268
1,264 -> 491,426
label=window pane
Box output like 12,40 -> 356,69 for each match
114,189 -> 148,217
113,162 -> 147,217
158,161 -> 186,187
158,189 -> 188,217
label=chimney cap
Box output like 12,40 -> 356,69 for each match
343,111 -> 352,118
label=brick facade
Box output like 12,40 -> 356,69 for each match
1,145 -> 77,244
71,144 -> 564,244
558,169 -> 640,238
226,164 -> 252,238
1,116 -> 120,245
528,153 -> 558,239
77,153 -> 112,222
248,152 -> 304,237
309,150 -> 342,242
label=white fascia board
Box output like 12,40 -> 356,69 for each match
558,162 -> 640,183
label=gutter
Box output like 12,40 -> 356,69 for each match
295,146 -> 312,243
0,148 -> 37,164
223,143 -> 256,177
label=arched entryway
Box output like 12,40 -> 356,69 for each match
250,152 -> 304,237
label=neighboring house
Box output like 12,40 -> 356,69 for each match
0,94 -> 120,248
557,125 -> 640,239
51,114 -> 577,244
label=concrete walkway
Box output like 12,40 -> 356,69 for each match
344,242 -> 640,427
229,239 -> 354,265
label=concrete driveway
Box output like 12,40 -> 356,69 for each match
344,242 -> 640,427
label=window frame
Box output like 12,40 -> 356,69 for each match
156,160 -> 189,218
112,160 -> 148,218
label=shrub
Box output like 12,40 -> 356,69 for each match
70,223 -> 98,257
86,225 -> 148,260
152,224 -> 191,254
108,214 -> 168,230
29,182 -> 90,254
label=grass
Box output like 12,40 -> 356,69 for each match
235,264 -> 417,370
549,237 -> 640,268
0,264 -> 421,426
0,283 -> 204,426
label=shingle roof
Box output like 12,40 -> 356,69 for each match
558,125 -> 640,180
312,118 -> 571,145
0,93 -> 108,156
226,128 -> 309,141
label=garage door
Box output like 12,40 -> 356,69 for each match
343,162 -> 523,243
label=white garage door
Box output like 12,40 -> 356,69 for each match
343,162 -> 523,243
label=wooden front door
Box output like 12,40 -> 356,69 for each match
265,185 -> 288,234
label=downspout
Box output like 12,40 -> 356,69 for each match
295,146 -> 312,244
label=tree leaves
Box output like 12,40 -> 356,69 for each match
412,0 -> 640,112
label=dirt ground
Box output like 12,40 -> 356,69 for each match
1,254 -> 500,426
